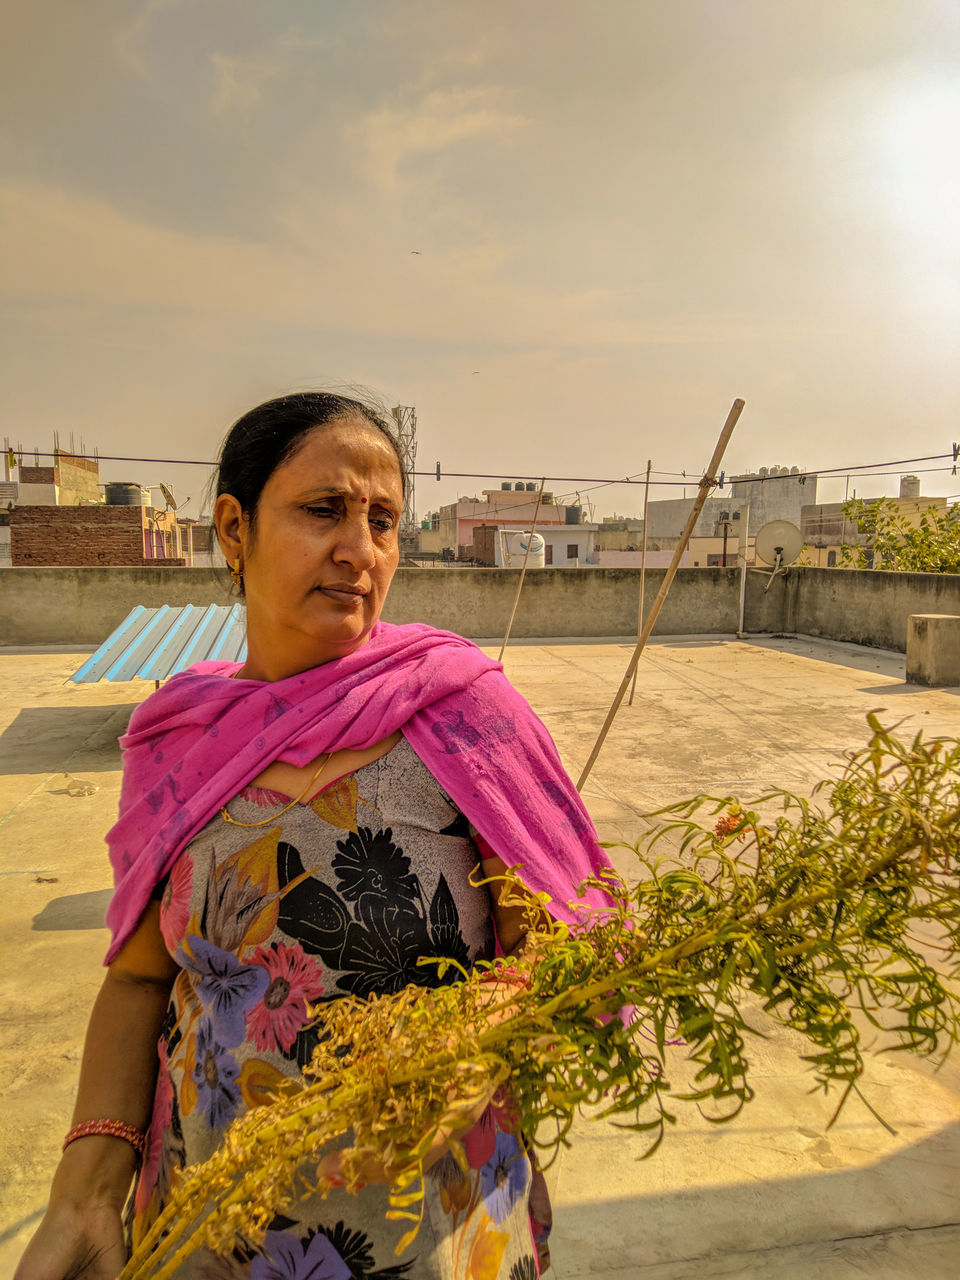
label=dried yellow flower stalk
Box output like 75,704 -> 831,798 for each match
122,716 -> 960,1279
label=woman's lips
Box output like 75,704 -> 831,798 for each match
318,585 -> 367,605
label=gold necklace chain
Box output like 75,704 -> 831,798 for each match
220,752 -> 334,828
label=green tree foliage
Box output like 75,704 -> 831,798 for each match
839,498 -> 960,573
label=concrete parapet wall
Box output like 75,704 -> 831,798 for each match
384,566 -> 786,638
792,568 -> 960,652
0,567 -> 233,644
0,563 -> 957,649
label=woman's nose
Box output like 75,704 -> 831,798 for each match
333,516 -> 377,569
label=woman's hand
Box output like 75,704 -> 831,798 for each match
13,1200 -> 126,1280
15,904 -> 178,1280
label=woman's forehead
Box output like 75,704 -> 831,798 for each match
276,419 -> 403,495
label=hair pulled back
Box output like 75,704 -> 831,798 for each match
215,391 -> 405,527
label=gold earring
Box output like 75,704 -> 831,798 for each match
231,558 -> 243,588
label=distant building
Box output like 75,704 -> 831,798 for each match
8,448 -> 102,507
799,475 -> 947,567
10,503 -> 189,567
3,442 -> 195,566
427,485 -> 582,561
470,522 -> 598,567
595,534 -> 756,569
595,517 -> 645,551
644,465 -> 816,544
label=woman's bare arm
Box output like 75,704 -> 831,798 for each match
481,852 -> 551,956
15,903 -> 179,1280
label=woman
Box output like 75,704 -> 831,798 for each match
16,392 -> 614,1280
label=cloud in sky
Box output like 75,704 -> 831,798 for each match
1,0 -> 958,513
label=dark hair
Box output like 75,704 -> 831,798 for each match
215,390 -> 405,527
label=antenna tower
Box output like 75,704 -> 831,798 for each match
390,405 -> 418,538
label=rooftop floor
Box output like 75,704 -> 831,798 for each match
1,635 -> 958,1278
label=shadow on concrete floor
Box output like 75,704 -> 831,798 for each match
650,637 -> 737,650
552,1118 -> 960,1279
0,705 -> 137,775
740,635 -> 907,678
32,888 -> 112,931
858,682 -> 960,698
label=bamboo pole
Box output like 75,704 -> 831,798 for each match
497,478 -> 546,662
577,399 -> 745,791
627,459 -> 653,707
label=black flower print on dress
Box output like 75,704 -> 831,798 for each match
428,874 -> 471,974
336,908 -> 434,998
314,1221 -> 416,1279
508,1258 -> 538,1280
277,843 -> 351,966
332,827 -> 418,921
275,836 -> 471,998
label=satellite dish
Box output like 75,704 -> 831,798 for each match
754,520 -> 803,569
159,483 -> 177,511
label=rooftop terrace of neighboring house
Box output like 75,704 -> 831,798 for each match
1,633 -> 958,1278
1,443 -> 207,567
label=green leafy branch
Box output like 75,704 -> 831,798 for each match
839,496 -> 960,572
121,714 -> 960,1279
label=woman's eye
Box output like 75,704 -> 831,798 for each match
305,505 -> 338,519
372,516 -> 395,532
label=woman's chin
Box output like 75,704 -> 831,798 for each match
304,614 -> 375,659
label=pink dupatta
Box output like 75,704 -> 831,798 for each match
105,621 -> 614,963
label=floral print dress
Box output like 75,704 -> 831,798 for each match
132,738 -> 545,1279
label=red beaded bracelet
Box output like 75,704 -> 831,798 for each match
63,1119 -> 146,1159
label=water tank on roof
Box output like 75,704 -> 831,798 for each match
759,467 -> 768,478
508,531 -> 545,567
105,482 -> 142,506
900,474 -> 921,499
565,505 -> 582,525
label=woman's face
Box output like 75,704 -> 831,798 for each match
217,417 -> 403,681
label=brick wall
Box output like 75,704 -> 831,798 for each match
9,505 -> 185,567
20,465 -> 56,485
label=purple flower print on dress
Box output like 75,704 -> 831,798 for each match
250,1229 -> 351,1280
193,1022 -> 241,1130
179,935 -> 269,1047
480,1130 -> 528,1224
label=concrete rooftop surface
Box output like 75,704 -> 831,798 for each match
1,634 -> 959,1278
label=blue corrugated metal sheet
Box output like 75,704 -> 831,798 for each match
70,604 -> 247,683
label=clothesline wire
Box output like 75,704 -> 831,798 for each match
552,453 -> 955,504
8,450 -> 955,499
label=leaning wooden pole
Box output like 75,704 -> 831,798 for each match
498,478 -> 546,662
577,399 -> 745,791
627,459 -> 653,707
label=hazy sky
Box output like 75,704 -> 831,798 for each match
2,0 -> 958,517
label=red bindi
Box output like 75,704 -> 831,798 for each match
360,496 -> 368,504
